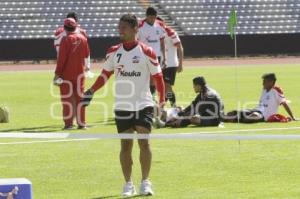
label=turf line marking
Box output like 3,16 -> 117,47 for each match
1,126 -> 300,139
0,133 -> 69,139
1,134 -> 300,145
0,138 -> 99,145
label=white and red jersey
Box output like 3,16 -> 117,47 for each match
164,27 -> 181,68
137,19 -> 166,57
54,26 -> 87,54
102,42 -> 162,111
256,86 -> 287,120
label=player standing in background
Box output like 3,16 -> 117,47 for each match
138,7 -> 166,95
54,12 -> 91,73
81,14 -> 165,197
53,18 -> 90,129
162,26 -> 184,107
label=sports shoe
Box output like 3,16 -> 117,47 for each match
140,179 -> 154,196
62,125 -> 74,130
77,125 -> 87,130
153,117 -> 165,129
122,181 -> 137,197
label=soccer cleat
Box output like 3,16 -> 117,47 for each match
140,179 -> 154,196
77,125 -> 87,130
122,181 -> 137,197
62,125 -> 74,130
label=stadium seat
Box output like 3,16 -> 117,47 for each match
0,0 -> 300,38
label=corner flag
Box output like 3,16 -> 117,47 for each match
228,9 -> 237,39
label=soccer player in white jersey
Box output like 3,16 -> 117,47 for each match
225,73 -> 296,123
138,7 -> 167,95
81,14 -> 165,197
162,26 -> 184,107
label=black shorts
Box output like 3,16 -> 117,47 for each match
114,107 -> 154,133
199,118 -> 220,127
163,67 -> 177,85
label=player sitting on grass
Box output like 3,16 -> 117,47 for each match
224,73 -> 296,123
155,76 -> 224,128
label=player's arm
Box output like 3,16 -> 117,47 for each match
144,45 -> 165,106
90,69 -> 113,93
275,87 -> 296,121
152,72 -> 165,106
84,39 -> 91,71
282,102 -> 296,121
81,69 -> 113,106
54,37 -> 69,80
81,45 -> 117,106
160,38 -> 166,67
176,42 -> 184,73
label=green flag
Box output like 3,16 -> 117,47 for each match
228,9 -> 237,39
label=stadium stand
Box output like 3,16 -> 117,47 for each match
1,0 -> 300,39
158,0 -> 300,35
0,0 -> 147,39
1,0 -> 300,60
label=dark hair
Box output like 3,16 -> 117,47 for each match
120,14 -> 138,28
193,76 -> 206,86
262,73 -> 277,82
146,7 -> 157,16
66,12 -> 78,22
64,25 -> 76,32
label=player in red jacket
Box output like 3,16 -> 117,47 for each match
54,12 -> 91,73
54,18 -> 90,129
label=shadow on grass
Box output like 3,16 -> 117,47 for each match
92,194 -> 148,199
96,117 -> 116,126
0,125 -> 62,132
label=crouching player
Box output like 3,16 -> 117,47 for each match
158,76 -> 224,128
224,73 -> 296,123
81,14 -> 165,196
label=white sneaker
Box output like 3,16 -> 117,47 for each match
140,179 -> 154,196
122,181 -> 137,197
153,117 -> 165,129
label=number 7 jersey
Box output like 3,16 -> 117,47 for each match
102,42 -> 162,111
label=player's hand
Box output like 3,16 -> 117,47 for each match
159,101 -> 165,109
81,89 -> 94,107
53,75 -> 63,86
84,67 -> 90,72
177,63 -> 183,73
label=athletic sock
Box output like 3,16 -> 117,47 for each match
169,92 -> 176,107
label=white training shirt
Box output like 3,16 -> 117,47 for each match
256,86 -> 287,120
103,42 -> 162,111
137,19 -> 166,57
165,29 -> 181,68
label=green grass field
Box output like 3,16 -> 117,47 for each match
1,64 -> 300,198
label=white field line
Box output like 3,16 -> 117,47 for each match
0,133 -> 69,139
1,134 -> 300,145
0,127 -> 300,145
1,126 -> 300,139
0,138 -> 99,145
